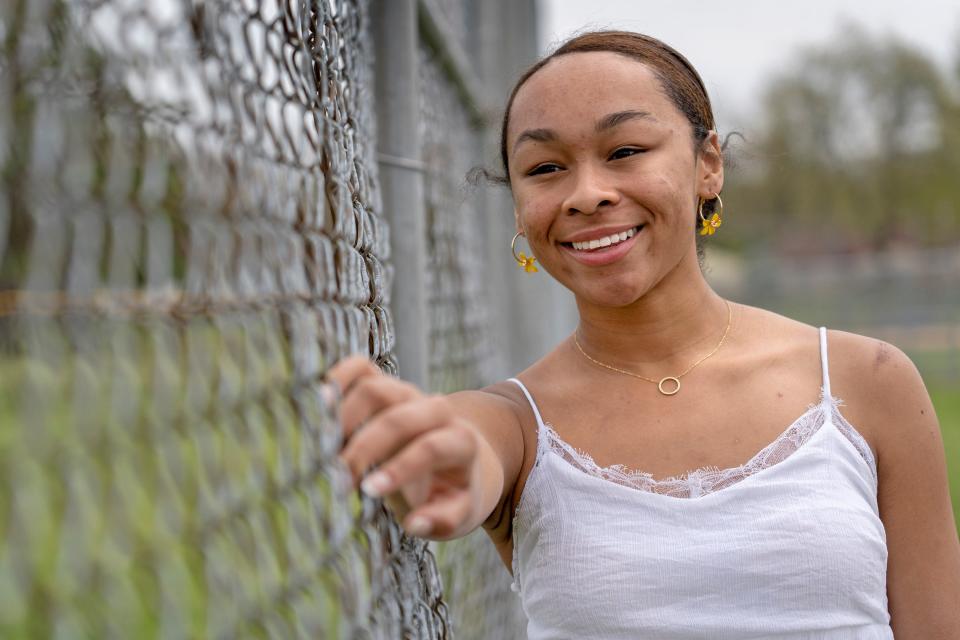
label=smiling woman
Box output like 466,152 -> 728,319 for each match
332,30 -> 960,639
504,47 -> 722,309
503,33 -> 721,271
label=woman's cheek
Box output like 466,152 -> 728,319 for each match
517,198 -> 554,240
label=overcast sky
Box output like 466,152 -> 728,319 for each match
539,0 -> 960,132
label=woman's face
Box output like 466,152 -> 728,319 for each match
507,51 -> 723,307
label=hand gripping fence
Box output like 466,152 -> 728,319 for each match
0,0 -> 523,637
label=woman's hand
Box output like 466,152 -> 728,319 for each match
329,356 -> 488,540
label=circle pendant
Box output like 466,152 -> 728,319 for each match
658,376 -> 680,396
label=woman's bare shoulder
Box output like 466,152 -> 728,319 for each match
736,308 -> 936,470
738,304 -> 930,416
735,305 -> 931,422
822,328 -> 936,456
825,328 -> 928,406
735,303 -> 919,376
447,382 -> 530,424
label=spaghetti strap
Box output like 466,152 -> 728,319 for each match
818,327 -> 832,399
508,377 -> 547,429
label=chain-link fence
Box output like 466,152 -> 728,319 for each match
0,0 -> 547,637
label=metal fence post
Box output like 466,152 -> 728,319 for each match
372,0 -> 429,388
477,0 -> 577,377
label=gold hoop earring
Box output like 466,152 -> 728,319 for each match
511,232 -> 538,273
698,194 -> 724,236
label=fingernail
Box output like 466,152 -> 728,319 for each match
405,516 -> 431,537
360,471 -> 391,497
320,381 -> 341,405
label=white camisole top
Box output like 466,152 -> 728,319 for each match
508,327 -> 892,639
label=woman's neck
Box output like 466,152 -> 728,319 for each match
573,271 -> 729,375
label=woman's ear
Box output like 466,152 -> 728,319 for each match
697,130 -> 724,198
514,208 -> 522,235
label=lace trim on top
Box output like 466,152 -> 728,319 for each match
828,400 -> 878,479
541,394 -> 877,500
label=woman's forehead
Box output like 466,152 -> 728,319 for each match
508,51 -> 677,138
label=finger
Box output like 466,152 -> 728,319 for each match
357,421 -> 475,498
340,395 -> 452,485
339,375 -> 419,440
403,491 -> 474,540
325,355 -> 380,396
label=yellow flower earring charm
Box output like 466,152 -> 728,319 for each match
699,194 -> 724,236
511,232 -> 538,273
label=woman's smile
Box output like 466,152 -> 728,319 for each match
558,224 -> 645,266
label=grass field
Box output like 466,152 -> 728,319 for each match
929,386 -> 960,536
909,349 -> 960,536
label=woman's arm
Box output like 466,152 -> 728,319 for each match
331,356 -> 523,540
837,334 -> 960,638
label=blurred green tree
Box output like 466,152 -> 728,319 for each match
729,25 -> 960,253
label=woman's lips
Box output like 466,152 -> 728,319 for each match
559,225 -> 643,266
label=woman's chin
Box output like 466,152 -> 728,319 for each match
575,281 -> 654,309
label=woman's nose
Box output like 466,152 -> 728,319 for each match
562,166 -> 619,215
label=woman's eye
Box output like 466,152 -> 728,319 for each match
610,147 -> 644,160
528,163 -> 562,176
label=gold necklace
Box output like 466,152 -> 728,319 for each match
573,300 -> 733,396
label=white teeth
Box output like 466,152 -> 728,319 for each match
571,226 -> 638,251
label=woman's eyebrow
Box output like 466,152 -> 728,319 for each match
596,110 -> 655,132
513,110 -> 656,156
512,128 -> 556,155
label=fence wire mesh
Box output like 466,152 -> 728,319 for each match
420,44 -> 493,395
0,0 -> 478,636
418,35 -> 527,639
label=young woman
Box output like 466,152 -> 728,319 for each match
333,31 -> 960,639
